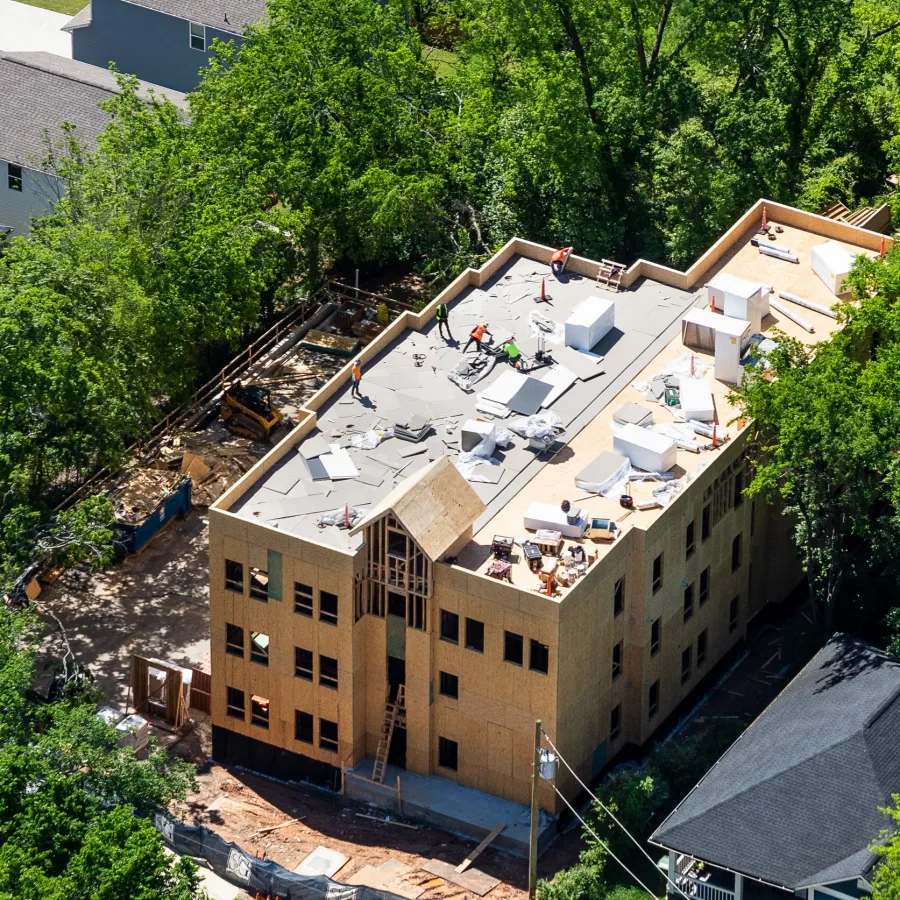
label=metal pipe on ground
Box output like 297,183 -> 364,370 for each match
770,298 -> 815,333
777,291 -> 837,319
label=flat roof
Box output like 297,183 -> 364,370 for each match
224,212 -> 878,597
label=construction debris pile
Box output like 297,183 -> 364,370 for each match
155,426 -> 264,507
111,469 -> 185,525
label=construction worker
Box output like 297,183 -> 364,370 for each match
350,358 -> 362,397
435,301 -> 452,340
502,337 -> 522,367
551,246 -> 573,277
463,323 -> 492,354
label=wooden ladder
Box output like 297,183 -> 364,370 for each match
372,685 -> 405,784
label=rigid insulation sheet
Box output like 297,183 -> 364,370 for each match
613,423 -> 677,472
678,377 -> 715,422
810,241 -> 857,296
564,295 -> 615,352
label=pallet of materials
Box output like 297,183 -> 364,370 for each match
300,329 -> 360,356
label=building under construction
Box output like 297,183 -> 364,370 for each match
206,200 -> 885,841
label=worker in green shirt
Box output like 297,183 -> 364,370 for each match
435,302 -> 452,340
503,337 -> 522,367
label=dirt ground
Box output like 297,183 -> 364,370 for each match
172,759 -> 580,900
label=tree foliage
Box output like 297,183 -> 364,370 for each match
733,248 -> 900,631
873,796 -> 900,900
0,608 -> 200,898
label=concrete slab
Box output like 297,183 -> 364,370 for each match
294,846 -> 348,878
344,761 -> 555,858
0,0 -> 72,56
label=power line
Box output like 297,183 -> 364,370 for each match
549,781 -> 659,900
541,728 -> 693,900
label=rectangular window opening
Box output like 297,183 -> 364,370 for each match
320,590 -> 338,626
685,520 -> 695,559
249,567 -> 268,602
612,641 -> 622,681
701,503 -> 711,541
504,631 -> 523,666
650,619 -> 661,656
320,654 -> 339,690
699,567 -> 710,606
439,671 -> 459,699
295,646 -> 313,681
440,609 -> 459,644
610,704 -> 621,742
7,163 -> 23,192
438,736 -> 458,771
697,629 -> 708,666
649,680 -> 660,719
465,618 -> 484,653
251,694 -> 269,729
294,582 -> 313,617
614,577 -> 625,617
320,718 -> 338,752
295,710 -> 313,744
225,623 -> 244,657
530,639 -> 549,674
189,21 -> 206,50
225,559 -> 243,594
732,533 -> 743,572
226,686 -> 245,720
681,646 -> 692,684
683,583 -> 694,623
652,553 -> 664,594
250,631 -> 269,666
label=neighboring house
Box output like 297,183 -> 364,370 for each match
205,197 -> 886,830
64,0 -> 266,93
0,50 -> 186,236
651,634 -> 900,900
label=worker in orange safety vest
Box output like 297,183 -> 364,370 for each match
350,358 -> 362,397
551,246 -> 573,277
463,323 -> 493,354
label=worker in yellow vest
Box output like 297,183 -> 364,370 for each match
435,302 -> 452,340
351,358 -> 362,397
502,337 -> 522,367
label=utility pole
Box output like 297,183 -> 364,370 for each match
528,718 -> 541,900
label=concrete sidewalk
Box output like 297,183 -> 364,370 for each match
0,0 -> 72,56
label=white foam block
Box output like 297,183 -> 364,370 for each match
320,445 -> 359,480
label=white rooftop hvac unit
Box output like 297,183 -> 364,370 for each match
613,424 -> 677,473
810,241 -> 859,296
565,295 -> 615,352
706,273 -> 770,333
681,308 -> 752,385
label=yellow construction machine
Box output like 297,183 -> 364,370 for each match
220,381 -> 282,441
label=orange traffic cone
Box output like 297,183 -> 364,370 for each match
711,297 -> 717,313
762,205 -> 768,229
712,426 -> 718,448
541,278 -> 547,300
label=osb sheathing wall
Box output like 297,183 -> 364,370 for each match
209,507 -> 362,769
431,562 -> 561,810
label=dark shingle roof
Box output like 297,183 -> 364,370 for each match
120,0 -> 266,33
0,52 -> 186,168
651,634 -> 900,890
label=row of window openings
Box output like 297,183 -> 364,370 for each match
684,485 -> 752,563
438,611 -> 549,674
651,596 -> 737,659
225,688 -> 339,751
652,532 -> 742,599
225,561 -> 338,625
226,625 -> 339,689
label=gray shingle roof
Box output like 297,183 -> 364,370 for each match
62,4 -> 92,31
651,634 -> 900,890
0,52 -> 186,168
120,0 -> 266,33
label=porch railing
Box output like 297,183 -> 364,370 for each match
674,856 -> 735,900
